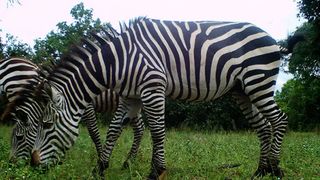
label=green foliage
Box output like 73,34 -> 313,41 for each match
275,78 -> 320,131
276,0 -> 320,131
297,0 -> 320,22
0,125 -> 319,179
33,2 -> 109,63
0,34 -> 33,59
165,95 -> 247,131
285,23 -> 320,79
0,29 -> 3,59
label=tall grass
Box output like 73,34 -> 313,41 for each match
0,125 -> 319,179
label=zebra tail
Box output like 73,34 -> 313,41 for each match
280,33 -> 305,55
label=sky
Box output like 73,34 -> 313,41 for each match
0,0 -> 305,91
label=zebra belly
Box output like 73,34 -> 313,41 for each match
165,76 -> 237,102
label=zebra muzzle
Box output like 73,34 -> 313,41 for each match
31,150 -> 40,166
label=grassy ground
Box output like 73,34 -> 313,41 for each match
0,125 -> 319,179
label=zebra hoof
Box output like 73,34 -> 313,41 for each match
122,161 -> 129,170
147,168 -> 167,180
92,167 -> 106,180
251,167 -> 268,179
268,160 -> 284,179
269,167 -> 284,179
251,166 -> 284,179
92,160 -> 109,179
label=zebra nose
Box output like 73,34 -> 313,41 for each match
31,150 -> 40,166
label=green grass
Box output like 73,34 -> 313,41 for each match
0,125 -> 319,179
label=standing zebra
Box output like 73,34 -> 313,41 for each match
0,58 -> 144,167
29,18 -> 302,179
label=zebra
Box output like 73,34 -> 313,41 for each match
0,58 -> 144,167
28,18 -> 303,179
0,58 -> 41,161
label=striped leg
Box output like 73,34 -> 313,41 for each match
141,85 -> 167,180
244,78 -> 288,178
94,99 -> 142,178
122,114 -> 145,169
83,103 -> 103,156
232,92 -> 272,177
252,99 -> 287,178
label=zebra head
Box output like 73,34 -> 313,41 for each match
5,88 -> 43,163
31,82 -> 82,166
10,112 -> 29,162
9,106 -> 36,162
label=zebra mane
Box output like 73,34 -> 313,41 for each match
119,16 -> 148,33
33,18 -> 147,97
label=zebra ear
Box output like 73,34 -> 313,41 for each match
43,81 -> 52,98
34,80 -> 52,103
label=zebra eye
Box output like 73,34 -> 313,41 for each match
42,118 -> 54,129
43,121 -> 54,129
15,109 -> 27,121
42,115 -> 54,129
15,133 -> 24,141
13,126 -> 25,140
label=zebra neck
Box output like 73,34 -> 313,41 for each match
47,37 -> 131,112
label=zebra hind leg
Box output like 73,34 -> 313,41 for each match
246,91 -> 288,178
122,114 -> 145,169
254,102 -> 287,179
232,92 -> 273,178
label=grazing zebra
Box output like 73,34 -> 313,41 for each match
1,58 -> 144,166
0,58 -> 41,160
28,18 -> 303,179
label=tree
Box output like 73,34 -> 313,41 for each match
5,0 -> 20,6
292,0 -> 320,79
284,23 -> 320,79
0,34 -> 33,59
275,0 -> 320,131
33,2 -> 110,63
0,29 -> 4,59
165,94 -> 247,131
297,0 -> 320,22
275,79 -> 320,131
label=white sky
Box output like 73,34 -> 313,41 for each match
0,0 -> 304,91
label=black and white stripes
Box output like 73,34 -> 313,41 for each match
0,58 -> 144,167
29,18 -> 302,179
0,58 -> 41,161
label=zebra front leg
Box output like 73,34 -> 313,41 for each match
141,85 -> 167,180
122,114 -> 145,169
92,104 -> 127,178
83,103 -> 103,156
